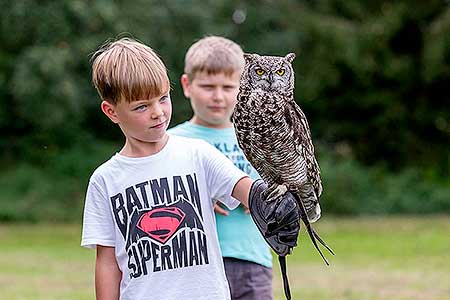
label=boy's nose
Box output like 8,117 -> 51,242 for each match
151,104 -> 164,118
213,88 -> 225,101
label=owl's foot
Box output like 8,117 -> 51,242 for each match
266,184 -> 288,202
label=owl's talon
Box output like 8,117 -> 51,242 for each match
266,184 -> 288,201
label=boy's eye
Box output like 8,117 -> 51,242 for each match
276,69 -> 285,76
255,68 -> 265,76
160,95 -> 169,103
133,105 -> 147,111
224,86 -> 236,91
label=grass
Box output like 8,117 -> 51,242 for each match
1,216 -> 449,300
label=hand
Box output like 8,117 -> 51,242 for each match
248,179 -> 300,256
244,206 -> 250,214
213,202 -> 229,216
214,201 -> 249,215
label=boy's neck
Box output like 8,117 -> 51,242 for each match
120,134 -> 169,157
190,117 -> 233,129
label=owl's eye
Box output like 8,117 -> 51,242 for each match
276,69 -> 285,76
255,68 -> 265,76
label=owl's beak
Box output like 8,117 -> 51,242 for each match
267,74 -> 275,90
268,74 -> 278,91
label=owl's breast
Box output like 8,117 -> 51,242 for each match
251,123 -> 306,177
235,91 -> 307,181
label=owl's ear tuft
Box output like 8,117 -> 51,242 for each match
244,53 -> 258,64
285,53 -> 296,63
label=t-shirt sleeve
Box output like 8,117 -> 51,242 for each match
81,180 -> 115,249
200,141 -> 249,210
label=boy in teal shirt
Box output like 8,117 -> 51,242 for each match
169,36 -> 273,299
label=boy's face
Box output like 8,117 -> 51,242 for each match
101,90 -> 172,148
181,71 -> 240,128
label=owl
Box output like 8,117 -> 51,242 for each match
233,53 -> 333,264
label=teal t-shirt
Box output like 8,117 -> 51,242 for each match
168,121 -> 272,268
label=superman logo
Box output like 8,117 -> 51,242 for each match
128,199 -> 204,247
137,207 -> 186,244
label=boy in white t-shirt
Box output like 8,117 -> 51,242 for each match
81,37 -> 299,300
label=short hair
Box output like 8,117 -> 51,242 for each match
184,36 -> 244,81
91,37 -> 170,105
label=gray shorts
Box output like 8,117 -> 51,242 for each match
223,257 -> 273,300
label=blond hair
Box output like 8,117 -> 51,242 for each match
91,37 -> 170,104
184,36 -> 244,81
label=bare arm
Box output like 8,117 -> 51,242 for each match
96,245 -> 121,300
231,176 -> 253,208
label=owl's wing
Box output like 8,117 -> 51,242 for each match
232,100 -> 258,168
285,99 -> 323,197
233,112 -> 251,155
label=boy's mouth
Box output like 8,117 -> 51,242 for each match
208,106 -> 225,111
150,120 -> 166,128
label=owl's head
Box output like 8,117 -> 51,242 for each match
240,53 -> 295,93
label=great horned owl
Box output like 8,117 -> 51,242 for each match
233,53 -> 333,264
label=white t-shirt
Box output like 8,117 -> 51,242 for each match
81,135 -> 247,300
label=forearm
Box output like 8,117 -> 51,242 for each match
96,246 -> 121,300
231,176 -> 253,208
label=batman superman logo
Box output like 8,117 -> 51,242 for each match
137,207 -> 186,244
126,199 -> 205,248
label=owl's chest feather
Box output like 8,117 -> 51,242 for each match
239,93 -> 297,158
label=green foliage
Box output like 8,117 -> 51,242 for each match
0,140 -> 117,222
1,0 -> 449,170
320,149 -> 450,215
0,0 -> 448,220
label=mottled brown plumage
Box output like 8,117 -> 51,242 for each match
233,53 -> 334,265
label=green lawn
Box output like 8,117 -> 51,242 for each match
1,216 -> 449,300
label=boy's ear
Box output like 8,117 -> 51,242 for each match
180,74 -> 191,98
101,100 -> 119,124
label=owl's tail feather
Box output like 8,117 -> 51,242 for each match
278,255 -> 291,300
293,194 -> 335,265
312,229 -> 335,256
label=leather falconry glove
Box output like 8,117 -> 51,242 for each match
248,179 -> 300,256
248,179 -> 300,300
